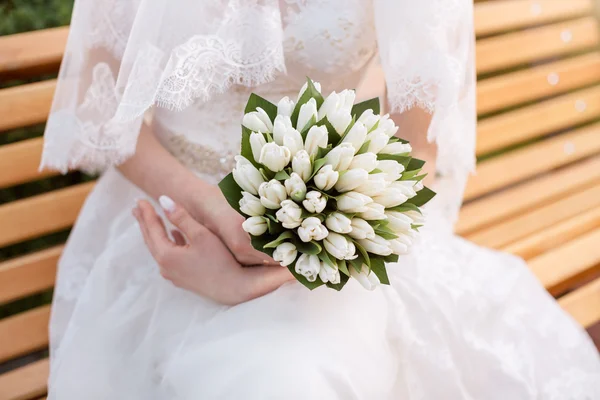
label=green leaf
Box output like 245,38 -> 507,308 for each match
377,154 -> 412,168
240,126 -> 259,166
300,115 -> 317,137
356,140 -> 371,155
400,169 -> 421,180
337,259 -> 350,276
274,170 -> 291,181
347,256 -> 363,272
388,136 -> 409,144
244,93 -> 278,120
218,173 -> 244,215
369,257 -> 390,285
411,224 -> 423,231
291,77 -> 324,127
326,273 -> 350,291
295,240 -> 322,255
405,186 -> 436,207
406,158 -> 426,171
317,117 -> 341,144
374,226 -> 399,240
310,158 -> 328,180
369,168 -> 383,174
412,173 -> 428,182
351,97 -> 380,119
250,234 -> 275,257
318,249 -> 337,268
264,231 -> 294,249
387,203 -> 422,214
288,262 -> 325,290
383,254 -> 399,263
315,145 -> 332,160
353,241 -> 371,268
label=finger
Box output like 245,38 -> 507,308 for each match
138,200 -> 174,255
159,195 -> 207,241
243,266 -> 295,301
133,206 -> 156,253
171,229 -> 187,246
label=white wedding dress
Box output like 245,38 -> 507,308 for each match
41,0 -> 600,398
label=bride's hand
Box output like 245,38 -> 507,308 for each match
133,199 -> 293,305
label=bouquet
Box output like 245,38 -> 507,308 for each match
219,78 -> 435,291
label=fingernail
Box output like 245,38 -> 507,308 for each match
159,195 -> 176,213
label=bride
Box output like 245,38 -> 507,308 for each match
41,0 -> 600,398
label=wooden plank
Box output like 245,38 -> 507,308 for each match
468,183 -> 600,249
0,182 -> 94,248
477,53 -> 600,115
477,17 -> 599,74
475,0 -> 594,37
0,26 -> 67,79
0,246 -> 61,304
559,277 -> 600,328
477,85 -> 600,155
465,123 -> 600,201
0,306 -> 50,364
0,80 -> 56,132
0,359 -> 48,400
505,206 -> 600,260
457,156 -> 600,235
529,228 -> 600,295
0,138 -> 55,189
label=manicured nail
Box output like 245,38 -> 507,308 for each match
159,195 -> 176,213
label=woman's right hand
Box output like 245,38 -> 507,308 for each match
133,197 -> 294,305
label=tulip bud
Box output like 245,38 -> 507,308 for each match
242,216 -> 268,236
239,192 -> 265,217
389,180 -> 418,199
354,173 -> 388,197
277,96 -> 295,118
273,115 -> 294,146
329,110 -> 353,135
297,81 -> 322,101
249,132 -> 266,162
258,180 -> 287,209
338,90 -> 356,113
380,142 -> 412,155
302,191 -> 327,214
378,114 -> 399,137
358,235 -> 393,256
283,129 -> 304,157
336,192 -> 373,213
314,164 -> 339,191
359,202 -> 387,220
357,109 -> 380,131
385,211 -> 413,232
259,142 -> 291,172
348,152 -> 378,172
242,107 -> 273,133
415,181 -> 424,191
273,242 -> 297,266
292,150 -> 312,182
389,238 -> 410,255
366,130 -> 390,154
372,187 -> 408,208
350,265 -> 379,290
233,155 -> 265,195
276,200 -> 303,229
298,217 -> 329,242
324,143 -> 355,172
405,210 -> 425,224
295,253 -> 321,282
377,160 -> 405,181
317,91 -> 339,121
342,121 -> 368,153
324,232 -> 357,260
304,125 -> 328,157
348,218 -> 375,240
297,98 -> 318,132
334,168 -> 369,192
284,173 -> 307,202
319,262 -> 341,284
325,212 -> 352,234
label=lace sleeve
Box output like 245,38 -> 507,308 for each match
40,0 -> 285,174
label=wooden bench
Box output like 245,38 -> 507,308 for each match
0,1 -> 599,398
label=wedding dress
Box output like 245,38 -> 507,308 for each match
41,0 -> 600,398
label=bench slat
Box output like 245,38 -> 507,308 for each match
0,80 -> 56,132
0,138 -> 53,189
0,182 -> 94,248
475,0 -> 593,36
529,228 -> 600,295
476,17 -> 599,74
477,53 -> 600,115
0,359 -> 48,400
559,277 -> 600,328
0,306 -> 50,364
0,246 -> 62,304
465,123 -> 600,201
477,85 -> 600,155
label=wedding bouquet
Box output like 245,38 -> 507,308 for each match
219,78 -> 435,291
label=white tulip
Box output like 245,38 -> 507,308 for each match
304,125 -> 328,157
386,211 -> 413,232
297,81 -> 322,101
239,192 -> 265,217
283,129 -> 304,157
336,191 -> 373,213
350,266 -> 379,290
372,187 -> 409,208
259,142 -> 291,172
324,232 -> 357,260
357,109 -> 380,131
389,180 -> 417,198
354,173 -> 388,197
273,242 -> 298,266
292,150 -> 312,182
360,202 -> 387,220
377,160 -> 405,181
319,262 -> 341,284
242,107 -> 273,133
297,98 -> 318,132
335,168 -> 369,192
342,121 -> 368,153
273,115 -> 294,146
389,238 -> 410,255
380,142 -> 412,155
415,181 -> 424,191
405,210 -> 425,224
348,218 -> 375,240
324,143 -> 355,172
298,217 -> 329,242
242,216 -> 268,236
314,165 -> 339,191
258,180 -> 287,209
329,110 -> 353,135
367,130 -> 390,154
325,212 -> 353,234
249,132 -> 266,162
317,91 -> 340,121
358,235 -> 393,256
348,152 -> 378,172
378,114 -> 399,137
284,173 -> 307,202
303,191 -> 327,214
318,90 -> 355,134
276,200 -> 303,229
277,96 -> 295,118
232,156 -> 265,195
295,253 -> 321,282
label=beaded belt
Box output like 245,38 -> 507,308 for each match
164,134 -> 237,179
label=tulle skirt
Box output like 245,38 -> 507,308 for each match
48,168 -> 600,399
